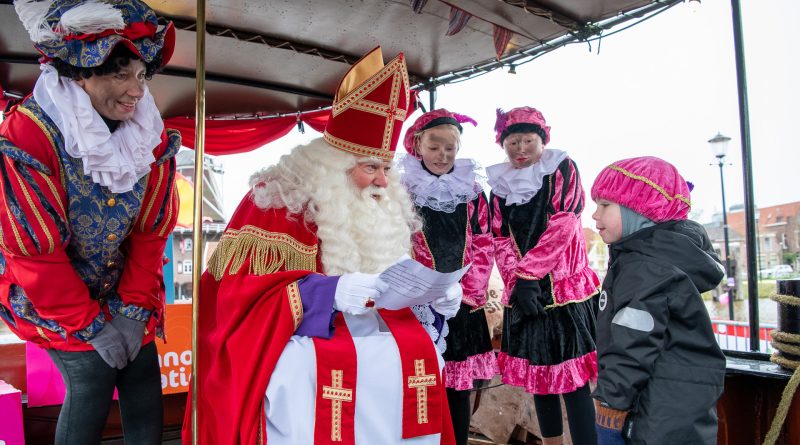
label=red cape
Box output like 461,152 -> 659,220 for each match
182,197 -> 455,444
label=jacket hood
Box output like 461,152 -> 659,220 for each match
610,220 -> 724,293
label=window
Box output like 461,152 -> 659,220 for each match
183,238 -> 193,252
182,260 -> 193,274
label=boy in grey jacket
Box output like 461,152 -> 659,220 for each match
590,156 -> 726,445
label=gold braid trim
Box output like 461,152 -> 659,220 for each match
762,365 -> 800,445
764,307 -> 800,445
207,225 -> 317,280
607,165 -> 691,207
769,293 -> 800,306
469,304 -> 487,314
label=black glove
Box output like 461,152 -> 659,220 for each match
110,315 -> 146,362
510,278 -> 545,318
88,323 -> 128,369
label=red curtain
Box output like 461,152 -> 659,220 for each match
303,110 -> 330,134
0,85 -> 10,112
165,109 -> 332,155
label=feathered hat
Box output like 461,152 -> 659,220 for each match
402,108 -> 477,156
14,0 -> 175,68
323,46 -> 411,161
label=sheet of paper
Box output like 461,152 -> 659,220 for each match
377,258 -> 470,309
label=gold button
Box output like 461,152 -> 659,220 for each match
107,198 -> 116,207
106,234 -> 118,242
103,282 -> 111,289
107,261 -> 116,268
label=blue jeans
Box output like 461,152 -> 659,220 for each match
47,342 -> 163,445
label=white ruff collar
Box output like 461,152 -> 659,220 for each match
487,149 -> 567,205
400,155 -> 482,213
33,64 -> 163,193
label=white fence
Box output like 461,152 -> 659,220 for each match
711,319 -> 776,353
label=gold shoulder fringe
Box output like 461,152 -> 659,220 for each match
207,225 -> 317,280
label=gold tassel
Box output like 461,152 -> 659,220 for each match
207,225 -> 317,280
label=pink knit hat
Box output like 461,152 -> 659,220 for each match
494,106 -> 551,145
403,108 -> 477,156
591,156 -> 692,223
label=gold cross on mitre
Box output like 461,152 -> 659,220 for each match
323,46 -> 410,160
407,359 -> 437,424
322,369 -> 354,441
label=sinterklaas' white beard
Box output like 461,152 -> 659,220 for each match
249,139 -> 420,276
316,184 -> 413,275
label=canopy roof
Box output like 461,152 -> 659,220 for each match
0,0 -> 679,119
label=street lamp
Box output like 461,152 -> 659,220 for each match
709,132 -> 734,320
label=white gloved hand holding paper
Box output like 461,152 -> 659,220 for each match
374,256 -> 470,310
431,282 -> 462,319
334,272 -> 388,315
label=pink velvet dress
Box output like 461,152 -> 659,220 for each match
403,157 -> 498,391
490,155 -> 600,395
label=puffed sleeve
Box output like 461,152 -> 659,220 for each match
460,191 -> 494,307
0,127 -> 103,341
114,129 -> 180,320
515,157 -> 585,280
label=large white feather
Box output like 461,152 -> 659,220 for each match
57,1 -> 124,36
14,0 -> 58,43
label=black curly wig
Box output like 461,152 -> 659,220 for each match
51,45 -> 163,81
499,123 -> 548,145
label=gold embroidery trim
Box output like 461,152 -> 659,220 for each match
607,164 -> 691,207
516,272 -> 541,280
36,326 -> 50,342
0,221 -> 6,250
286,281 -> 303,330
6,207 -> 30,256
468,304 -> 487,314
544,272 -> 600,310
17,107 -> 58,152
407,359 -> 436,424
322,369 -> 354,441
419,231 -> 436,271
322,131 -> 394,161
139,163 -> 164,232
17,106 -> 68,188
461,211 -> 470,268
37,171 -> 67,218
157,185 -> 177,238
331,55 -> 406,117
10,163 -> 53,254
207,225 -> 318,280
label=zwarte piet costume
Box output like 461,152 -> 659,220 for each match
0,1 -> 178,444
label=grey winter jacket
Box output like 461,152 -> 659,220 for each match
592,220 -> 726,445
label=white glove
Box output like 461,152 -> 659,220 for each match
334,272 -> 389,315
431,283 -> 462,319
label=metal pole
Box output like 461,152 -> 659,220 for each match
191,0 -> 206,442
729,0 -> 759,351
429,85 -> 436,111
718,158 -> 734,320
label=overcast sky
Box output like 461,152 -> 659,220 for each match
218,0 -> 800,229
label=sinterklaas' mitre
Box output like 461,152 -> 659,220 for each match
323,47 -> 410,161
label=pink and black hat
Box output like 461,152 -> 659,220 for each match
591,156 -> 692,223
494,106 -> 551,146
403,108 -> 477,156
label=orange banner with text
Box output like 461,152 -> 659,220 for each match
156,303 -> 193,394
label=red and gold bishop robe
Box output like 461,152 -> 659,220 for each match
182,192 -> 455,445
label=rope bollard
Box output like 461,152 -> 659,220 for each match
763,279 -> 800,445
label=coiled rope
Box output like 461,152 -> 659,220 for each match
763,292 -> 800,445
